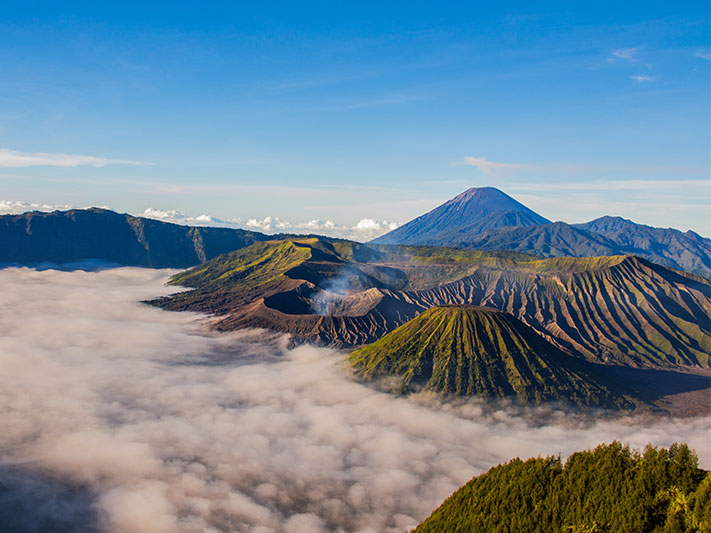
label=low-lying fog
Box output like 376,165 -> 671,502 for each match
1,267 -> 709,533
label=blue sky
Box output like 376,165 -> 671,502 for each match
1,1 -> 709,237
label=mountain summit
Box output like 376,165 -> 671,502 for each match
372,187 -> 550,245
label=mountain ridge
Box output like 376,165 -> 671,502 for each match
0,208 -> 276,268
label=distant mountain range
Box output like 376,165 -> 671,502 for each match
372,187 -> 711,278
2,188 -> 708,278
0,208 -> 272,268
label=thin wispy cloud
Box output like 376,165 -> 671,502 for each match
0,148 -> 151,168
609,47 -> 640,62
630,74 -> 655,82
510,178 -> 711,192
0,200 -> 74,215
461,156 -> 532,174
461,157 -> 705,177
269,71 -> 374,92
695,49 -> 711,61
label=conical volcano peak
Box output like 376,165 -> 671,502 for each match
447,186 -> 525,207
443,187 -> 542,216
372,186 -> 550,245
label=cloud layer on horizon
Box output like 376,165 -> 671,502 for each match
142,208 -> 399,242
0,201 -> 400,242
0,148 -> 149,168
0,267 -> 709,532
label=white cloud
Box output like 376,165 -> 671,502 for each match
0,199 -> 74,215
351,218 -> 400,241
243,216 -> 399,241
142,207 -> 243,228
609,47 -> 640,62
0,268 -> 708,532
461,157 -> 706,178
3,201 -> 400,242
303,219 -> 337,230
630,74 -> 655,82
695,49 -> 711,61
510,178 -> 711,192
245,216 -> 293,232
462,156 -> 532,174
144,209 -> 399,241
0,148 -> 150,168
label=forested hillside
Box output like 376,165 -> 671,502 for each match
415,442 -> 710,532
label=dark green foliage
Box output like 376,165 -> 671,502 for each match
415,442 -> 709,533
349,305 -> 631,408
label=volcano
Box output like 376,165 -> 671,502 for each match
348,305 -> 630,408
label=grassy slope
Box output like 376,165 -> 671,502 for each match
152,240 -> 315,313
349,305 -> 629,408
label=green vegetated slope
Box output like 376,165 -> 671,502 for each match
153,239 -> 318,312
415,442 -> 710,533
349,305 -> 630,408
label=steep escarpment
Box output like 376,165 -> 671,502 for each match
348,306 -> 629,408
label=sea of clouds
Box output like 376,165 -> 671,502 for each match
0,267 -> 708,533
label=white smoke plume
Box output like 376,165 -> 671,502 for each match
0,267 -> 708,532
